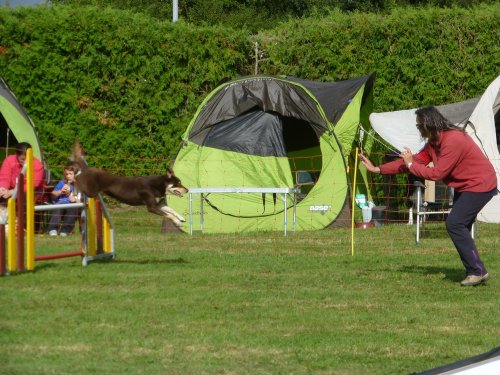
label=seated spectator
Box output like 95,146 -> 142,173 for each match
0,142 -> 44,201
47,162 -> 81,237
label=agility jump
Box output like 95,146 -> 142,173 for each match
0,148 -> 115,275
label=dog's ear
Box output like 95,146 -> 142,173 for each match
166,168 -> 173,178
72,138 -> 85,161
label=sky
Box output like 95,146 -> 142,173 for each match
1,0 -> 46,6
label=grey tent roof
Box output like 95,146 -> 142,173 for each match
187,74 -> 374,146
437,97 -> 480,124
286,75 -> 375,125
0,77 -> 46,165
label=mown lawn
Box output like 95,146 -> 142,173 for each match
1,207 -> 498,374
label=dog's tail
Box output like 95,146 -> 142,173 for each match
72,138 -> 88,171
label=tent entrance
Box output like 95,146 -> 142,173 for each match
202,108 -> 323,194
282,115 -> 322,200
199,110 -> 322,215
0,112 -> 19,158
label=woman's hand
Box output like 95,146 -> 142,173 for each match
358,153 -> 380,174
0,187 -> 10,199
401,147 -> 413,167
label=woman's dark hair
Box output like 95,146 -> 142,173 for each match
15,142 -> 32,155
415,106 -> 463,144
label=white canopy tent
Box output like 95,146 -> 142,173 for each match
369,75 -> 500,223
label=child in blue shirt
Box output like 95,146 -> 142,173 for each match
47,162 -> 82,236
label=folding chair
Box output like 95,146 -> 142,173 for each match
294,170 -> 320,202
414,181 -> 474,244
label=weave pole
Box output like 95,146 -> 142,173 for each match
16,173 -> 24,272
0,224 -> 5,275
26,148 -> 35,271
95,199 -> 103,254
351,147 -> 359,256
7,198 -> 16,272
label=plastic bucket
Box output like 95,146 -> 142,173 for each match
362,206 -> 372,223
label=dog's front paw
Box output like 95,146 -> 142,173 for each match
161,206 -> 185,222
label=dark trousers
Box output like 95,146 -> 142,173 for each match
47,207 -> 80,234
445,189 -> 497,276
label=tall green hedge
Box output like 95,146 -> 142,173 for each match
256,5 -> 499,110
0,5 -> 250,172
0,4 -> 498,175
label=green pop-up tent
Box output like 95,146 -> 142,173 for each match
0,77 -> 46,167
169,74 -> 375,233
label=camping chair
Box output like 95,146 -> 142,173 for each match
35,185 -> 54,233
294,170 -> 320,202
414,181 -> 475,243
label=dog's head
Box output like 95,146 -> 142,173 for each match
165,168 -> 188,197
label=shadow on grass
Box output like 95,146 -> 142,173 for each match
114,257 -> 189,265
399,265 -> 464,283
26,257 -> 188,273
25,259 -> 85,274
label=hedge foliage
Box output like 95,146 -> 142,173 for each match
258,5 -> 499,110
0,5 -> 250,172
48,0 -> 497,31
0,4 -> 498,175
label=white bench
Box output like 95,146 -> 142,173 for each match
188,187 -> 300,235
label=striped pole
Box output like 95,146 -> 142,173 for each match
103,217 -> 111,253
0,224 -> 5,275
7,198 -> 16,272
16,173 -> 24,272
87,197 -> 96,257
98,193 -> 114,255
95,199 -> 103,255
26,148 -> 35,271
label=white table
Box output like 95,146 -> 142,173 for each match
188,187 -> 300,235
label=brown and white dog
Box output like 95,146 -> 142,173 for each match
72,139 -> 188,226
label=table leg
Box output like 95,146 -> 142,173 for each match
200,193 -> 204,233
284,193 -> 287,236
293,191 -> 297,232
189,193 -> 193,235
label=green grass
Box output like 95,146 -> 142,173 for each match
1,208 -> 499,374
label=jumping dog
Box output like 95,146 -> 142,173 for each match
71,139 -> 188,226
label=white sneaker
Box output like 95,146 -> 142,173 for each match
60,232 -> 67,237
460,273 -> 490,286
49,230 -> 58,236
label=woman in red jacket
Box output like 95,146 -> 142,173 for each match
0,142 -> 44,201
359,106 -> 497,286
